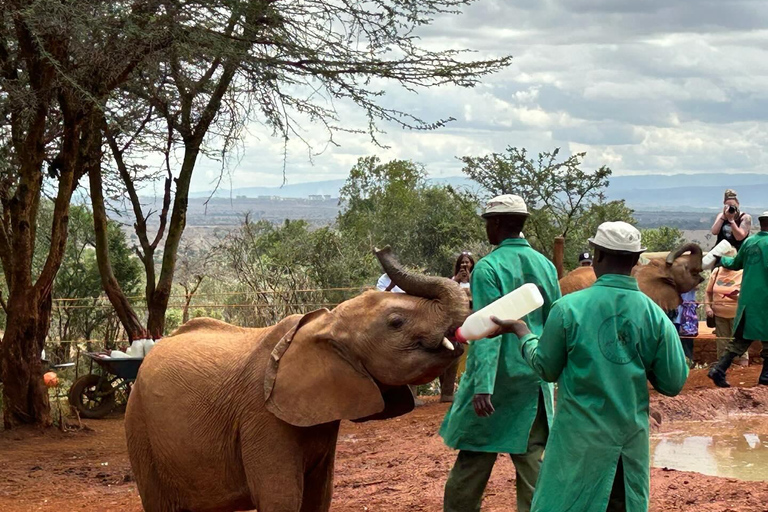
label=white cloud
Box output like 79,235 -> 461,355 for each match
184,0 -> 768,192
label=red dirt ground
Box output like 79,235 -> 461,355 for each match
1,367 -> 766,512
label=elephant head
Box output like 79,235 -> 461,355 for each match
265,247 -> 469,427
632,243 -> 704,311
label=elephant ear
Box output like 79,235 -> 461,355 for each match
264,309 -> 414,427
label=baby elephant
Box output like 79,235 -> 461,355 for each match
125,248 -> 467,512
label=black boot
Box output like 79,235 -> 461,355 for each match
759,359 -> 768,386
708,352 -> 738,388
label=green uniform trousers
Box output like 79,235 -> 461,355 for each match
726,320 -> 768,359
714,316 -> 749,365
443,394 -> 548,512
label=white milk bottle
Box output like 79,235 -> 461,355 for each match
702,239 -> 734,270
454,283 -> 544,344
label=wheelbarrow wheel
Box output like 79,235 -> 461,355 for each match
68,374 -> 115,419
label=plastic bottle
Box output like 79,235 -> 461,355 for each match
454,283 -> 544,344
702,240 -> 734,270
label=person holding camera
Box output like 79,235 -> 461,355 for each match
711,189 -> 751,251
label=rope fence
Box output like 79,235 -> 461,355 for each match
49,287 -> 368,303
49,302 -> 343,310
34,290 -> 745,346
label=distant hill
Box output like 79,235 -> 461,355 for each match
189,173 -> 768,210
606,184 -> 768,210
188,180 -> 348,200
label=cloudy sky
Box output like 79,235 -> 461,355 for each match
189,0 -> 768,193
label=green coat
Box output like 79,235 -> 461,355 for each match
520,274 -> 689,512
440,238 -> 560,454
721,231 -> 768,341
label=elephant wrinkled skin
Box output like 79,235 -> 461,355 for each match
559,243 -> 705,311
125,248 -> 468,512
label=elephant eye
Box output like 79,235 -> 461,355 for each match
388,315 -> 406,330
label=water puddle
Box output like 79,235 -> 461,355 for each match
651,416 -> 768,481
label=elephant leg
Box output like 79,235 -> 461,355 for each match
242,433 -> 304,511
126,398 -> 183,512
300,449 -> 336,512
439,358 -> 460,402
248,471 -> 303,512
409,384 -> 425,406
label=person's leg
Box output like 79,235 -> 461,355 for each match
759,342 -> 768,386
709,320 -> 752,388
509,393 -> 549,512
723,317 -> 750,366
714,316 -> 731,360
606,457 -> 626,512
681,336 -> 694,366
443,451 -> 498,512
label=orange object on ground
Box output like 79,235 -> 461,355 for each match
43,372 -> 59,388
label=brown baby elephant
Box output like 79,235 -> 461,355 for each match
559,242 -> 704,310
125,248 -> 468,512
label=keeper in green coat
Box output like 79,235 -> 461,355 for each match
491,221 -> 689,512
440,194 -> 561,512
709,211 -> 768,388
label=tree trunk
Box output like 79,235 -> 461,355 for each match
88,154 -> 148,342
144,146 -> 202,339
182,295 -> 193,324
1,290 -> 52,429
146,294 -> 170,339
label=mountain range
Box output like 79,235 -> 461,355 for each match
188,173 -> 768,211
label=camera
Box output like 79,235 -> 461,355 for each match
727,205 -> 738,214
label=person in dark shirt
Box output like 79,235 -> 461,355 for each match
711,189 -> 751,252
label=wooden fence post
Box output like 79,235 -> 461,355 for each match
554,236 -> 565,279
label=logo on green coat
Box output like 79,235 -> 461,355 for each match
598,316 -> 640,365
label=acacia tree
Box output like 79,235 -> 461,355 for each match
640,227 -> 685,253
459,147 -> 634,267
338,156 -> 485,277
90,0 -> 512,339
175,240 -> 217,324
46,205 -> 142,348
0,0 -> 169,427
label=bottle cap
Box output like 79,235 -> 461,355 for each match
454,328 -> 468,345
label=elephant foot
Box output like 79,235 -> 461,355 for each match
439,395 -> 454,403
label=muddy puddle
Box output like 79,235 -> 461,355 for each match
651,415 -> 768,481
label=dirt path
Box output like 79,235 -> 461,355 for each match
1,367 -> 766,512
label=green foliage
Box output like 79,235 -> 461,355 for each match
459,147 -> 635,269
640,227 -> 686,252
31,203 -> 143,342
562,199 -> 637,269
164,309 -> 183,335
338,156 -> 485,277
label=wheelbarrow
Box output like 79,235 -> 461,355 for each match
68,353 -> 143,419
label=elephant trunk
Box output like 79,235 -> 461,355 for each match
374,247 -> 466,318
666,243 -> 703,269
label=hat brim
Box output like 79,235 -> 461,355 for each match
481,211 -> 530,219
588,239 -> 646,255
